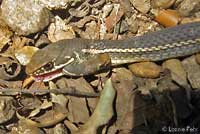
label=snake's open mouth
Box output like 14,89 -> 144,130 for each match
33,68 -> 63,82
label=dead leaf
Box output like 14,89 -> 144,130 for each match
75,78 -> 116,134
15,46 -> 39,65
67,96 -> 89,123
11,118 -> 44,134
0,18 -> 13,51
48,16 -> 75,42
105,4 -> 124,33
0,96 -> 15,124
0,56 -> 21,80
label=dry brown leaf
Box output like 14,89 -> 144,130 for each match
11,118 -> 44,134
75,78 -> 116,134
64,120 -> 79,132
0,56 -> 22,80
22,76 -> 35,88
0,18 -> 13,51
0,96 -> 15,124
48,16 -> 76,42
68,96 -> 89,123
28,100 -> 52,118
105,4 -> 124,33
15,46 -> 39,65
28,81 -> 49,90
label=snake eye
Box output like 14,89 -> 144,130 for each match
43,62 -> 54,71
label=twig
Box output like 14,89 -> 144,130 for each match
0,87 -> 100,97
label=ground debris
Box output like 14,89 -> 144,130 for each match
0,0 -> 199,133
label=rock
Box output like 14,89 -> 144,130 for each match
39,0 -> 73,10
155,9 -> 181,27
120,0 -> 132,17
195,53 -> 200,64
151,0 -> 175,9
129,0 -> 151,14
1,0 -> 52,35
162,59 -> 188,87
112,67 -> 135,82
177,0 -> 200,16
128,62 -> 162,78
182,56 -> 200,89
126,14 -> 139,34
180,17 -> 200,24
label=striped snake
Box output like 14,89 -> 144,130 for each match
26,22 -> 200,81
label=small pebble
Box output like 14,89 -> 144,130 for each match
151,0 -> 175,9
129,0 -> 151,14
128,62 -> 161,78
155,9 -> 181,27
177,0 -> 200,17
39,0 -> 71,10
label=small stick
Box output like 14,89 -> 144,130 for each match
0,88 -> 100,97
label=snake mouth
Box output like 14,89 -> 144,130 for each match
32,68 -> 63,82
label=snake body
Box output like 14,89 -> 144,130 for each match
82,22 -> 200,64
26,22 -> 200,80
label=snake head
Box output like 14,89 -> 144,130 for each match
26,39 -> 85,81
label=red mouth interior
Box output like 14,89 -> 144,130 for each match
33,68 -> 63,81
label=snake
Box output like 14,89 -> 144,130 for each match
26,22 -> 200,81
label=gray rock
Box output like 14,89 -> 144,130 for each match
1,0 -> 52,35
129,0 -> 151,14
182,56 -> 200,89
177,0 -> 200,16
39,0 -> 73,10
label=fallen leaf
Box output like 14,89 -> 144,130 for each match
75,78 -> 116,134
48,16 -> 75,42
15,46 -> 39,65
